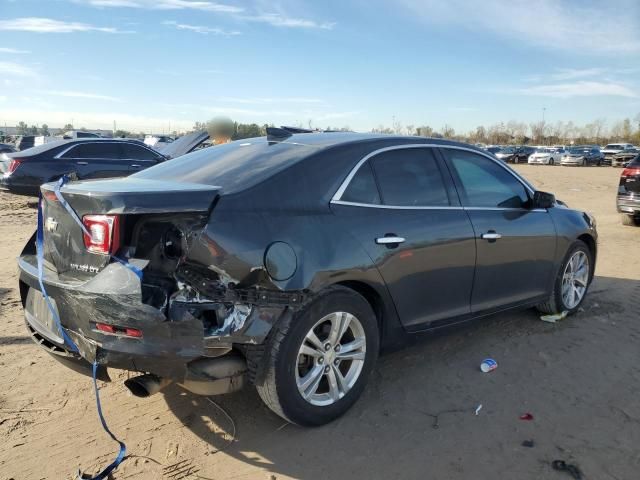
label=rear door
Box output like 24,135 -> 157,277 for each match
441,148 -> 557,312
331,146 -> 476,329
59,142 -> 131,179
120,142 -> 163,173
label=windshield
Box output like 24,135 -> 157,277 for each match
568,147 -> 588,154
535,148 -> 551,153
605,144 -> 623,149
499,147 -> 514,153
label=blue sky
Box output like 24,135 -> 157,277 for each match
0,0 -> 639,134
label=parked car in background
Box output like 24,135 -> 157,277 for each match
62,130 -> 102,139
144,135 -> 174,150
14,135 -> 35,151
485,146 -> 502,155
561,146 -> 603,166
611,148 -> 639,168
17,131 -> 597,426
495,146 -> 516,162
0,139 -> 166,196
617,155 -> 640,226
0,143 -> 16,154
602,143 -> 635,165
528,147 -> 565,165
157,130 -> 210,159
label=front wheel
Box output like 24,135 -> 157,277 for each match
537,240 -> 593,315
549,158 -> 554,165
255,286 -> 379,426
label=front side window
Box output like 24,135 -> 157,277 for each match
121,143 -> 159,160
444,149 -> 530,209
369,148 -> 449,207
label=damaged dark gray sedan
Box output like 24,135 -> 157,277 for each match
18,131 -> 598,426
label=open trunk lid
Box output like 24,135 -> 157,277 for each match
40,177 -> 220,278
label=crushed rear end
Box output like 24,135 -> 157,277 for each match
18,176 -> 285,396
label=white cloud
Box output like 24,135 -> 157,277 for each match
76,0 -> 244,13
550,68 -> 606,81
162,20 -> 240,35
40,90 -> 123,102
0,17 -> 128,34
517,81 -> 638,98
398,0 -> 640,54
0,47 -> 30,54
0,61 -> 38,78
243,13 -> 335,29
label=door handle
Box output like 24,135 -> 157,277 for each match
130,164 -> 141,168
481,232 -> 502,240
76,161 -> 88,165
376,236 -> 406,245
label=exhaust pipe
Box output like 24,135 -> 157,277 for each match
124,374 -> 172,398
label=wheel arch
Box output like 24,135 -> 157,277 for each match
333,280 -> 385,342
577,233 -> 597,274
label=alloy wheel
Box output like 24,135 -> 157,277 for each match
295,312 -> 366,407
561,251 -> 589,309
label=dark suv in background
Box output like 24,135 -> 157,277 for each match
617,155 -> 640,226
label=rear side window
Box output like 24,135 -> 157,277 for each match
444,149 -> 530,209
121,143 -> 158,160
341,163 -> 380,204
370,148 -> 449,206
62,143 -> 123,159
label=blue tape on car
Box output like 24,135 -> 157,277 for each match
36,185 -> 128,479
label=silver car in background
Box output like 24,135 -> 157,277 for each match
528,147 -> 565,165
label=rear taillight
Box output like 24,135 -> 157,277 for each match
7,159 -> 21,174
621,167 -> 640,178
82,214 -> 121,255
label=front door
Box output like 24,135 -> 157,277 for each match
441,148 -> 557,312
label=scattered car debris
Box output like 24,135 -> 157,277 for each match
480,358 -> 498,372
475,404 -> 483,416
552,460 -> 583,479
540,310 -> 569,323
521,439 -> 535,448
519,413 -> 534,421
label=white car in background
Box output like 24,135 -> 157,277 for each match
144,135 -> 174,150
528,147 -> 565,165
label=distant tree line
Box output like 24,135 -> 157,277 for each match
5,114 -> 640,146
372,115 -> 640,146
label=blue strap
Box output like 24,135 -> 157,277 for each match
54,176 -> 91,237
77,362 -> 127,480
36,195 -> 79,353
36,188 -> 127,478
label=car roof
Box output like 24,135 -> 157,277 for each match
272,131 -> 483,151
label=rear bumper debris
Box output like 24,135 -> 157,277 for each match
18,248 -> 293,381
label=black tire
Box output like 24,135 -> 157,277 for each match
537,240 -> 593,315
621,214 -> 640,227
549,158 -> 554,166
254,286 -> 379,426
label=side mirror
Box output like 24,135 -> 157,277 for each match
533,191 -> 555,209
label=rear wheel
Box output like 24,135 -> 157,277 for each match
255,286 -> 379,426
537,240 -> 592,315
581,158 -> 586,166
621,214 -> 640,226
549,158 -> 554,165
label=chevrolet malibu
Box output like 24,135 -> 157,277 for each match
17,131 -> 597,426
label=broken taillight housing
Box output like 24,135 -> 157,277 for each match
7,159 -> 21,174
82,214 -> 121,255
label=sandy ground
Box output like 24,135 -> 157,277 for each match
0,164 -> 639,480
